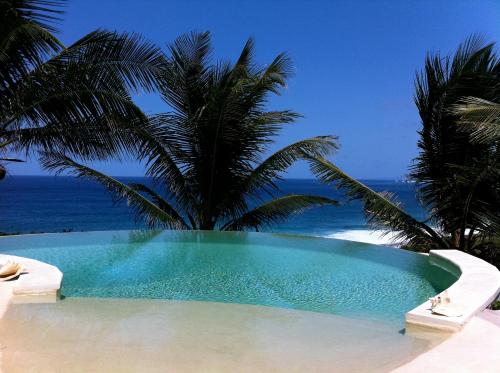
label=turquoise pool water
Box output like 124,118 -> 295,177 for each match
0,230 -> 457,321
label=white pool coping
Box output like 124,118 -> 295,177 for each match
406,249 -> 500,332
0,254 -> 63,318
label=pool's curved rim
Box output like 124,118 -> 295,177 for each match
0,253 -> 63,318
406,250 -> 500,331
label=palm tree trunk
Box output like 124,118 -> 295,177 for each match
199,211 -> 216,230
452,229 -> 461,249
200,221 -> 215,230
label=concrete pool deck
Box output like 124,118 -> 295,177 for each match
394,310 -> 500,372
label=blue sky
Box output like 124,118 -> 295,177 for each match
10,0 -> 500,179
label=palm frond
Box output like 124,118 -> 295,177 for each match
453,97 -> 500,143
3,31 -> 163,130
233,37 -> 256,75
255,52 -> 294,94
129,183 -> 189,228
0,0 -> 64,87
160,31 -> 211,113
2,29 -> 165,162
5,109 -> 148,161
40,152 -> 188,229
245,135 -> 339,197
134,114 -> 196,215
306,156 -> 446,249
222,194 -> 338,231
18,29 -> 165,93
450,163 -> 500,239
1,0 -> 65,33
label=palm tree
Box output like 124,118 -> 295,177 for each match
306,36 -> 500,255
41,32 -> 339,231
1,0 -> 164,176
410,35 -> 500,249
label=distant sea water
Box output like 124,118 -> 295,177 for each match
0,176 -> 425,245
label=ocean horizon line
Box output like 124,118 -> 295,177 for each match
5,175 -> 406,182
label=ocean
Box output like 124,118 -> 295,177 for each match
0,176 -> 425,244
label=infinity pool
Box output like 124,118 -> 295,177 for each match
0,230 -> 456,321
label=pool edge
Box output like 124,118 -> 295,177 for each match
405,250 -> 500,332
0,254 -> 62,318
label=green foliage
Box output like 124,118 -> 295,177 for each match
221,195 -> 338,231
0,0 -> 165,169
454,97 -> 500,143
307,35 -> 500,258
306,156 -> 447,251
42,32 -> 339,231
41,152 -> 188,229
411,35 -> 500,250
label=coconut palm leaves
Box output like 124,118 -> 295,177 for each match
306,35 -> 500,253
411,35 -> 500,249
221,195 -> 338,231
453,96 -> 500,252
1,0 -> 165,170
306,154 -> 499,251
454,97 -> 500,143
42,32 -> 339,231
305,156 -> 447,250
40,152 -> 189,229
0,0 -> 64,85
